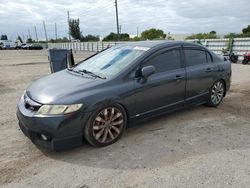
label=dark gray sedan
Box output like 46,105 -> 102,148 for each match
16,41 -> 231,151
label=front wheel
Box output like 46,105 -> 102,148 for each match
84,104 -> 127,147
206,80 -> 225,107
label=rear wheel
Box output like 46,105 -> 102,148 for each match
206,80 -> 225,107
84,104 -> 127,147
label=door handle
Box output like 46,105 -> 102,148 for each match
205,67 -> 214,72
175,75 -> 184,80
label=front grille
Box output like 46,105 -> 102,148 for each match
24,93 -> 42,111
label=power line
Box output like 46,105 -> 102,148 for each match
77,1 -> 114,16
115,0 -> 120,41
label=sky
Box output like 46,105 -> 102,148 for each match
0,0 -> 249,40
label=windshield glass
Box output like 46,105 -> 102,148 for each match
74,46 -> 147,77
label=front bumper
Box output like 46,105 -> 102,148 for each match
16,96 -> 87,151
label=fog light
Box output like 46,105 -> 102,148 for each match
41,134 -> 48,141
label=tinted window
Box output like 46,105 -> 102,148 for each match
185,49 -> 207,66
144,49 -> 181,73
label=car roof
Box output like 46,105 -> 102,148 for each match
119,40 -> 204,49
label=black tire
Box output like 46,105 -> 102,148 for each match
206,80 -> 225,107
84,103 -> 127,147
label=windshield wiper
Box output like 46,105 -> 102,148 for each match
78,69 -> 106,79
67,67 -> 79,74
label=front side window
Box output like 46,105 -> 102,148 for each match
74,46 -> 146,77
144,49 -> 181,73
184,49 -> 207,66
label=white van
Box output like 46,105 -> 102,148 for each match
0,40 -> 16,49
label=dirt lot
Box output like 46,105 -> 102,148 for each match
0,50 -> 250,188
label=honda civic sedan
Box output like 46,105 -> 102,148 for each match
16,41 -> 231,151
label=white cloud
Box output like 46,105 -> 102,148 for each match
0,0 -> 249,40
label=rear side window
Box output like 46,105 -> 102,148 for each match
184,49 -> 207,66
144,49 -> 181,73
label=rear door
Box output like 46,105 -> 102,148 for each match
184,47 -> 217,104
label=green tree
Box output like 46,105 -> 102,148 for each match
224,25 -> 250,38
186,31 -> 218,40
141,28 -> 166,40
69,18 -> 81,40
1,35 -> 8,40
17,36 -> 23,43
49,37 -> 70,43
132,36 -> 143,41
242,25 -> 250,34
81,34 -> 100,42
210,31 -> 216,35
59,37 -> 70,42
26,38 -> 34,43
103,32 -> 130,41
224,33 -> 241,38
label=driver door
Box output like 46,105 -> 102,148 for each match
134,48 -> 186,118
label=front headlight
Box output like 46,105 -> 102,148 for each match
37,104 -> 82,115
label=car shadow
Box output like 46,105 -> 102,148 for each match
41,102 -> 250,170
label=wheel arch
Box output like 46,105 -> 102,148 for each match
220,78 -> 227,97
86,98 -> 130,126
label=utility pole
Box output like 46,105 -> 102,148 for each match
55,23 -> 57,41
67,11 -> 71,41
34,25 -> 38,42
114,0 -> 120,41
43,21 -> 48,42
137,26 -> 139,37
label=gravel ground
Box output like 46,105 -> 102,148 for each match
0,50 -> 250,188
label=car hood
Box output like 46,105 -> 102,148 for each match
26,70 -> 103,104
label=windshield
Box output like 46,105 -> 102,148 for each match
74,46 -> 147,77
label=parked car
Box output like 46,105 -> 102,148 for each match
14,40 -> 23,49
21,44 -> 31,50
242,52 -> 250,65
28,44 -> 43,50
16,41 -> 231,151
21,44 -> 43,50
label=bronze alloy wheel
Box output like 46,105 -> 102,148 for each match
92,107 -> 124,144
211,81 -> 224,105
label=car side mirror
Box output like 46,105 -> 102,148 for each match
141,66 -> 156,79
